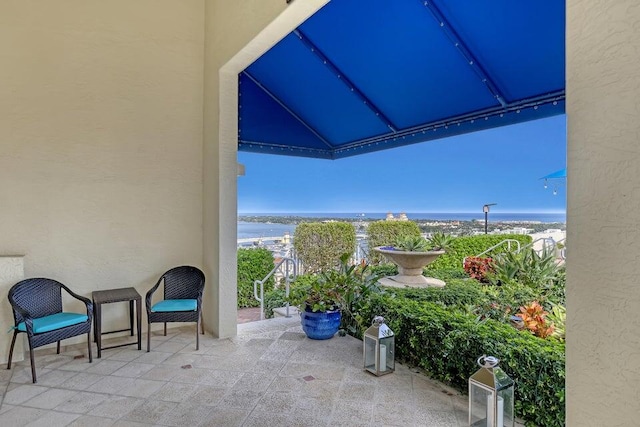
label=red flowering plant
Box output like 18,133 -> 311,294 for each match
516,301 -> 555,338
463,256 -> 494,283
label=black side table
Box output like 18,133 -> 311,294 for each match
92,287 -> 142,358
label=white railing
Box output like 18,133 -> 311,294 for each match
474,239 -> 521,258
462,237 -> 567,267
253,257 -> 297,320
519,237 -> 566,260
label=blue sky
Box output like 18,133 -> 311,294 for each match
238,115 -> 566,214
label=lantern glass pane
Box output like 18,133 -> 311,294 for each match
379,335 -> 394,372
497,386 -> 515,427
364,335 -> 377,374
469,382 -> 492,427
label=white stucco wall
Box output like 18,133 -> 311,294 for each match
0,0 -> 205,351
566,1 -> 640,424
0,257 -> 25,363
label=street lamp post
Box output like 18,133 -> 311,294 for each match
483,203 -> 497,234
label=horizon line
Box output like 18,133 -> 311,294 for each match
238,210 -> 567,215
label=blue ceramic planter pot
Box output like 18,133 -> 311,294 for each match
300,309 -> 341,340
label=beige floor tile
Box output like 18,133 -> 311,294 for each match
158,402 -> 215,426
24,410 -> 80,427
232,371 -> 276,393
110,362 -> 156,378
34,369 -> 79,387
160,352 -> 203,367
338,381 -> 376,401
244,410 -> 329,427
88,395 -> 144,419
103,350 -> 143,363
217,388 -> 264,409
138,365 -> 180,382
187,384 -> 228,406
54,390 -> 110,414
121,399 -> 177,424
3,384 -> 49,405
23,388 -> 79,409
132,350 -> 170,365
86,376 -> 134,395
0,406 -> 47,426
330,399 -> 374,426
85,360 -> 127,376
153,340 -> 190,353
199,407 -> 248,427
191,354 -> 227,370
118,378 -> 165,398
4,319 -> 472,427
149,381 -> 196,403
58,372 -> 105,391
57,357 -> 95,373
67,414 -> 116,427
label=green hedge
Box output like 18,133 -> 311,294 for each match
294,222 -> 356,273
426,234 -> 533,271
366,220 -> 421,264
357,294 -> 565,427
237,248 -> 275,308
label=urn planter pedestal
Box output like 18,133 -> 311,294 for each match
374,247 -> 446,288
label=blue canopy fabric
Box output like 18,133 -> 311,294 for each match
239,0 -> 565,159
541,168 -> 567,180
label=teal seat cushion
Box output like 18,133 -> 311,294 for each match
17,312 -> 88,334
151,299 -> 197,312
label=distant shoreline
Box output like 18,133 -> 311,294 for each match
238,212 -> 566,224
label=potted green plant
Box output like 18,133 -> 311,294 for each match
287,253 -> 377,340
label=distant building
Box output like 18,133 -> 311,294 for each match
385,212 -> 408,221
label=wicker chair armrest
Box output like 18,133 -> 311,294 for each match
145,276 -> 163,313
10,305 -> 35,334
60,284 -> 93,319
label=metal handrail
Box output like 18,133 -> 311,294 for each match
476,238 -> 521,258
253,257 -> 297,320
462,239 -> 522,267
518,237 -> 566,259
462,237 -> 567,267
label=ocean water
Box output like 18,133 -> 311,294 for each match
240,212 -> 566,222
238,212 -> 566,239
237,222 -> 296,239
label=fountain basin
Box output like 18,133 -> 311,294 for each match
374,247 -> 446,288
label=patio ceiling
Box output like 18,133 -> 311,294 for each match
238,0 -> 565,159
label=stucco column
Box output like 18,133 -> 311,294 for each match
202,0 -> 328,337
567,1 -> 640,424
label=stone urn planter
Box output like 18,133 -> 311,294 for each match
374,246 -> 446,288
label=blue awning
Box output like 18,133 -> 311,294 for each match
239,0 -> 565,159
541,168 -> 567,180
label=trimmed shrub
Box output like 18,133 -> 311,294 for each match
294,222 -> 356,273
426,234 -> 532,271
237,248 -> 275,308
366,220 -> 421,264
263,288 -> 287,319
357,294 -> 565,427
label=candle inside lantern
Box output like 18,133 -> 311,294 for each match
379,344 -> 387,372
487,394 -> 505,426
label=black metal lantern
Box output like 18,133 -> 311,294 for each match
363,316 -> 394,376
469,355 -> 515,427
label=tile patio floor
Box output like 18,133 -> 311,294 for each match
0,316 -> 473,427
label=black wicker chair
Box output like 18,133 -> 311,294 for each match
145,265 -> 205,352
7,278 -> 93,383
